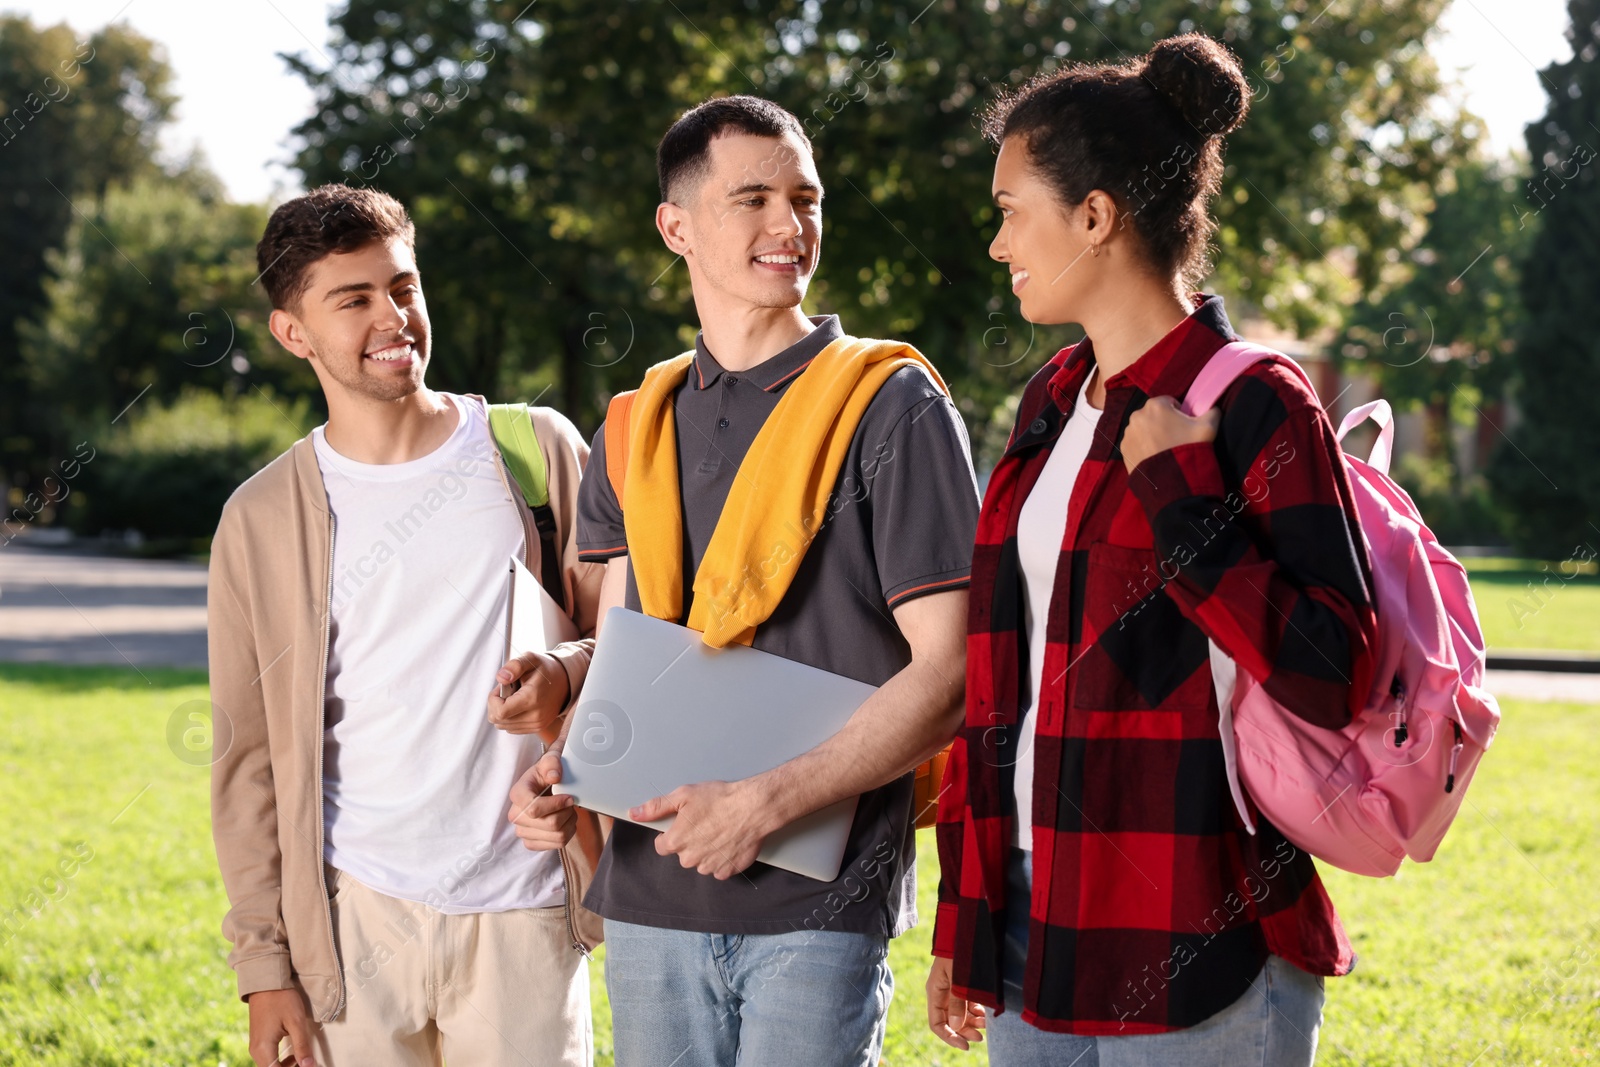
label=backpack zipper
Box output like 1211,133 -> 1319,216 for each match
1390,676 -> 1408,747
1445,721 -> 1464,793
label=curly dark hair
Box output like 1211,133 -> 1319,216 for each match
983,33 -> 1251,289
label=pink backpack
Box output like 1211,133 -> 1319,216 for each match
1182,342 -> 1501,877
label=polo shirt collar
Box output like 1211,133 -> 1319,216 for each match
691,314 -> 844,392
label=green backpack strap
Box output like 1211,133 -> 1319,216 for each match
487,403 -> 565,609
488,403 -> 549,507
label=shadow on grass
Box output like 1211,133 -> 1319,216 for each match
0,662 -> 207,694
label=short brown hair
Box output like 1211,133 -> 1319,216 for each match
256,184 -> 416,310
657,96 -> 812,203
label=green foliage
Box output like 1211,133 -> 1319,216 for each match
1490,0 -> 1600,556
1334,156 -> 1530,543
0,16 -> 177,492
70,388 -> 313,546
286,0 -> 1475,454
20,176 -> 301,435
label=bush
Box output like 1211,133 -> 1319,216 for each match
69,388 -> 313,549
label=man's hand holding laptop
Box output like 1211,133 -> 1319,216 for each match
629,779 -> 774,881
486,649 -> 569,741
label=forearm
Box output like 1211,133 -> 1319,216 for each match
753,649 -> 964,829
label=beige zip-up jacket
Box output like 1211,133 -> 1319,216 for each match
207,402 -> 605,1022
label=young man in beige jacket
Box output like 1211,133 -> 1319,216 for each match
209,184 -> 603,1067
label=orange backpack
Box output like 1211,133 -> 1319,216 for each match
604,391 -> 949,831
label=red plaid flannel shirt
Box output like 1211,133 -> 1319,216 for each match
933,296 -> 1377,1034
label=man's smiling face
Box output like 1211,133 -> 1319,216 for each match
678,131 -> 824,311
274,236 -> 431,402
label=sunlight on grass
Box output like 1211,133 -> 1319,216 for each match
1465,557 -> 1600,654
0,665 -> 1595,1064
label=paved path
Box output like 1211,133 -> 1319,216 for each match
0,544 -> 207,669
1480,669 -> 1600,705
2,542 -> 1599,704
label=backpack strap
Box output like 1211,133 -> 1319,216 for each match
1336,399 -> 1395,475
1179,341 -> 1318,837
603,390 -> 638,509
1180,340 -> 1318,417
487,403 -> 565,609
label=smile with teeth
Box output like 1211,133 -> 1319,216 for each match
366,342 -> 415,362
1011,269 -> 1030,291
754,253 -> 803,264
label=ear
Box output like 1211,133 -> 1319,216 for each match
656,201 -> 693,258
268,308 -> 315,362
1079,189 -> 1122,247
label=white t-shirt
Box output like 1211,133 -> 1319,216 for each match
313,392 -> 563,912
1013,374 -> 1102,850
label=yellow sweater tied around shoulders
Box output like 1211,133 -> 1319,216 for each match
620,336 -> 948,648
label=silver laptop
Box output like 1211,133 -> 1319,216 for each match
552,607 -> 875,881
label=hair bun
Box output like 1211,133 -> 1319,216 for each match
1143,33 -> 1250,137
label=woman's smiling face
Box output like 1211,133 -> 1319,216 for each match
989,135 -> 1102,326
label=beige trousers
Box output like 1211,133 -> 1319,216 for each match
309,867 -> 591,1067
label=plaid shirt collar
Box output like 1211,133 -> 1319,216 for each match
1007,294 -> 1236,457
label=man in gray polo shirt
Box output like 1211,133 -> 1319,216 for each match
508,96 -> 979,1066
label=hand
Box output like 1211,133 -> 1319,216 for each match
926,956 -> 986,1050
507,747 -> 578,851
487,651 -> 570,740
631,779 -> 773,880
247,987 -> 316,1067
1121,395 -> 1220,472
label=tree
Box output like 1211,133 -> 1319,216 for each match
19,173 -> 302,446
0,16 -> 176,499
1490,0 -> 1600,557
285,0 -> 1473,457
1335,154 -> 1529,541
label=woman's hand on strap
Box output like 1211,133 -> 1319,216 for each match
1121,395 -> 1220,472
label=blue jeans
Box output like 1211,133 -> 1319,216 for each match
603,918 -> 893,1067
988,849 -> 1326,1067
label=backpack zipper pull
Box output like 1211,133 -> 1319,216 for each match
1445,720 -> 1464,793
1389,676 -> 1408,747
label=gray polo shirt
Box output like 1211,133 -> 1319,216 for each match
575,314 -> 980,937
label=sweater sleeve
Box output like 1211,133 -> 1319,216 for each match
208,501 -> 295,1000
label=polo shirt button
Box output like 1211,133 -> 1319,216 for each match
719,418 -> 730,429
1029,418 -> 1048,435
726,376 -> 739,385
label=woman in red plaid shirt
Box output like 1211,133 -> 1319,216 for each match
925,33 -> 1379,1065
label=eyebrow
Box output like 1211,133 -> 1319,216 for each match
323,270 -> 419,302
992,189 -> 1013,204
725,181 -> 824,198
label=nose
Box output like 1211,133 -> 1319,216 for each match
989,224 -> 1009,263
769,205 -> 802,241
376,294 -> 408,332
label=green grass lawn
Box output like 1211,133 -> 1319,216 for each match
1464,557 -> 1600,654
1,663 -> 1595,1064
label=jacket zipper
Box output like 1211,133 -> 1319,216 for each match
491,440 -> 586,957
316,512 -> 345,1021
558,846 -> 591,958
